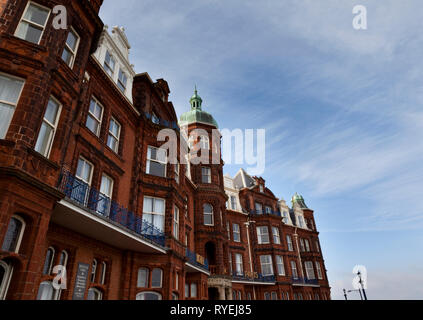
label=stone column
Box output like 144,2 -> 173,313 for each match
218,286 -> 225,300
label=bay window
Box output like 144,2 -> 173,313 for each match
201,167 -> 211,183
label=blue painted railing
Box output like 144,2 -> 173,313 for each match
291,277 -> 319,286
250,210 -> 282,217
58,170 -> 166,247
232,272 -> 276,283
185,248 -> 209,272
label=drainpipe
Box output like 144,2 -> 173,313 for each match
293,227 -> 305,282
244,219 -> 256,300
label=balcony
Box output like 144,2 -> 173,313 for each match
231,271 -> 276,285
53,170 -> 166,252
291,277 -> 320,287
185,248 -> 210,275
250,210 -> 281,217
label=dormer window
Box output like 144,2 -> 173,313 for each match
104,50 -> 115,77
259,185 -> 264,193
117,68 -> 127,93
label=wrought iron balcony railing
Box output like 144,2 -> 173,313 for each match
291,277 -> 319,286
58,170 -> 166,247
250,210 -> 282,217
185,248 -> 209,272
232,271 -> 276,283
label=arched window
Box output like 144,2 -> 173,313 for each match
200,136 -> 209,150
100,262 -> 107,285
91,259 -> 97,283
42,247 -> 55,275
136,291 -> 162,300
59,250 -> 68,267
137,268 -> 149,288
1,215 -> 25,253
203,203 -> 214,226
36,281 -> 59,300
151,268 -> 162,288
87,287 -> 103,300
0,260 -> 13,300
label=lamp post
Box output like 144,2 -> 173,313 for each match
244,218 -> 256,300
357,271 -> 368,300
348,289 -> 363,300
343,289 -> 348,301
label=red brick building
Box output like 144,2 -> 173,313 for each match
0,0 -> 330,300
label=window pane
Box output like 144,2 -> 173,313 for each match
66,30 -> 78,50
148,161 -> 166,177
24,4 -> 49,25
16,22 -> 43,43
34,122 -> 53,155
61,47 -> 72,65
137,268 -> 148,287
143,197 -> 153,213
152,269 -> 162,287
0,74 -> 24,103
1,217 -> 22,252
37,282 -> 54,300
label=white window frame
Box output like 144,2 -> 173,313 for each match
316,262 -> 323,280
305,261 -> 315,280
174,162 -> 180,184
15,1 -> 51,45
255,202 -> 262,214
62,27 -> 80,68
286,235 -> 294,251
43,246 -> 55,275
256,226 -> 270,244
200,135 -> 209,150
35,96 -> 62,158
87,287 -> 103,300
290,261 -> 298,279
117,68 -> 127,93
0,261 -> 13,300
143,196 -> 166,232
100,262 -> 107,285
235,253 -> 243,275
90,259 -> 97,283
146,146 -> 167,178
230,196 -> 237,210
103,50 -> 116,77
305,239 -> 310,252
203,203 -> 214,226
0,72 -> 25,140
137,268 -> 149,288
201,167 -> 211,184
173,205 -> 179,240
86,97 -> 104,137
76,157 -> 94,185
151,268 -> 163,288
272,227 -> 280,244
232,223 -> 241,242
107,117 -> 121,153
276,255 -> 285,276
136,291 -> 162,300
260,255 -> 274,276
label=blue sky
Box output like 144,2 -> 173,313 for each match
99,0 -> 423,299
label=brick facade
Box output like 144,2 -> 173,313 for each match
0,0 -> 330,300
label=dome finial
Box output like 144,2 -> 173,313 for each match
190,85 -> 202,110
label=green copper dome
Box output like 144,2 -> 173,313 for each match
292,193 -> 308,209
179,87 -> 218,128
